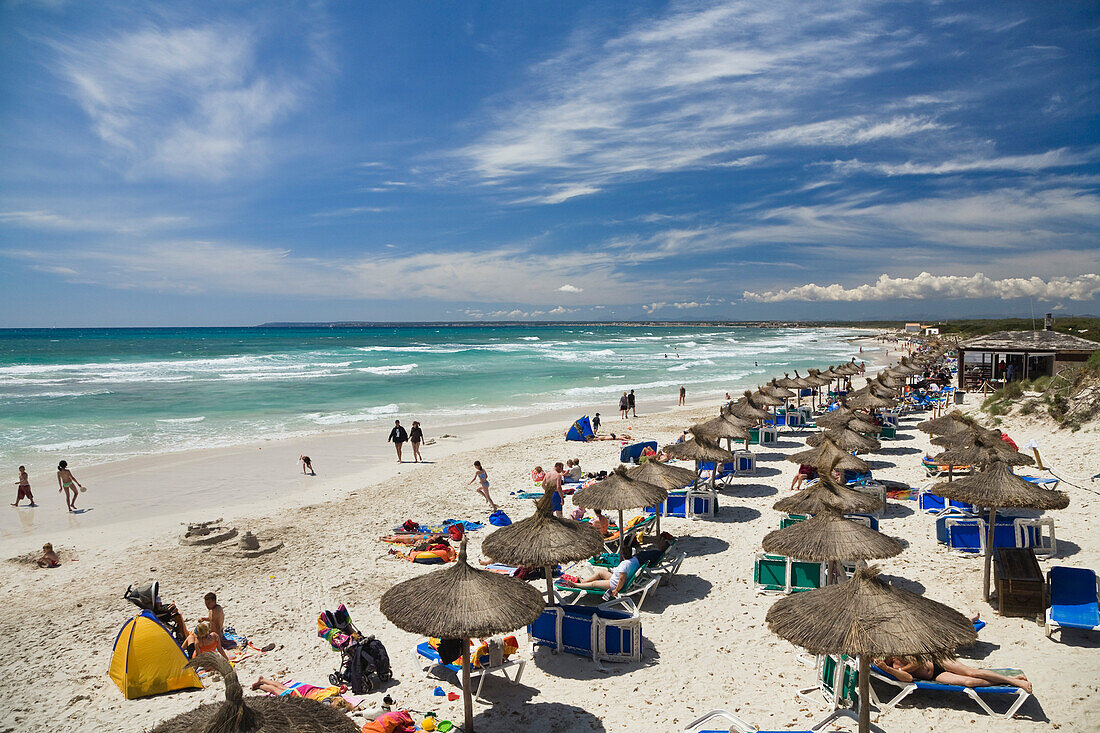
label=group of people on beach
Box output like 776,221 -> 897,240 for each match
11,460 -> 85,513
387,419 -> 426,463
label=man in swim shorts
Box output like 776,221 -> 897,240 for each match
543,462 -> 565,517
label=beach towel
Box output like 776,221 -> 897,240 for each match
489,510 -> 511,526
362,711 -> 416,733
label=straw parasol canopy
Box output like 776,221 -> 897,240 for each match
626,460 -> 699,491
787,437 -> 871,474
917,410 -> 973,435
752,388 -> 786,407
692,414 -> 752,444
804,369 -> 832,388
774,476 -> 884,515
846,386 -> 896,411
727,391 -> 772,421
381,538 -> 544,733
482,486 -> 605,598
817,411 -> 879,436
662,435 -> 736,464
717,404 -> 759,428
766,565 -> 977,733
573,465 -> 668,556
763,378 -> 797,399
807,427 -> 881,453
929,459 -> 1068,601
931,439 -> 1034,470
762,510 -> 902,563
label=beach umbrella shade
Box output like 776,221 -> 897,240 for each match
762,509 -> 903,565
662,436 -> 736,496
573,465 -> 668,557
807,427 -> 881,453
380,538 -> 544,733
816,410 -> 879,436
929,459 -> 1068,601
752,388 -> 785,407
763,379 -> 797,399
774,475 -> 884,516
482,486 -> 605,600
692,414 -> 753,451
846,387 -> 896,411
626,459 -> 700,535
916,410 -> 972,435
787,436 -> 872,474
930,426 -> 1007,450
718,405 -> 759,429
766,565 -> 977,733
728,391 -> 772,421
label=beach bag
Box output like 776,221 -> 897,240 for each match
366,637 -> 391,681
345,642 -> 377,694
489,510 -> 511,526
447,524 -> 464,541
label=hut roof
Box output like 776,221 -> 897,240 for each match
662,436 -> 736,463
928,460 -> 1070,510
626,460 -> 699,491
960,330 -> 1098,353
571,465 -> 669,511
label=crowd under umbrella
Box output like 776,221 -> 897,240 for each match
380,538 -> 545,733
572,465 -> 668,557
766,565 -> 978,733
929,458 -> 1067,603
762,508 -> 903,583
661,436 -> 736,493
481,486 -> 604,601
626,459 -> 699,535
787,436 -> 872,475
774,474 -> 884,517
807,426 -> 881,453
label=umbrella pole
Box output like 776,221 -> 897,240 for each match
858,654 -> 870,733
462,644 -> 474,733
983,506 -> 997,602
545,565 -> 555,603
618,509 -> 626,558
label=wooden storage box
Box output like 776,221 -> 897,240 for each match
993,547 -> 1044,617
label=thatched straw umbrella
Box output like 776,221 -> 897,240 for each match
627,460 -> 699,536
662,436 -> 736,494
692,414 -> 752,452
917,410 -> 972,435
774,475 -> 884,516
573,466 -> 668,557
807,426 -> 881,453
763,508 -> 902,583
929,459 -> 1068,602
482,486 -> 605,600
816,410 -> 879,436
766,565 -> 977,733
787,436 -> 871,474
727,391 -> 773,425
846,386 -> 896,411
380,538 -> 544,733
753,388 -> 785,407
763,379 -> 797,399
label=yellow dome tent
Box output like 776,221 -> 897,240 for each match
108,611 -> 203,699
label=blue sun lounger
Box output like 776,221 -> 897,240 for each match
528,601 -> 641,669
1046,566 -> 1100,639
867,665 -> 1031,719
415,640 -> 526,701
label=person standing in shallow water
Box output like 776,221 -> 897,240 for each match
12,466 -> 35,507
56,460 -> 83,512
409,421 -> 424,462
388,419 -> 408,463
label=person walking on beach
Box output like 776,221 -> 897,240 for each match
628,389 -> 637,417
679,385 -> 686,406
388,420 -> 408,463
592,413 -> 601,433
468,460 -> 499,511
12,466 -> 35,507
299,455 -> 315,475
619,392 -> 629,419
409,421 -> 424,462
543,462 -> 565,518
56,460 -> 83,512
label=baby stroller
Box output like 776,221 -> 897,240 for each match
318,604 -> 392,693
124,582 -> 187,646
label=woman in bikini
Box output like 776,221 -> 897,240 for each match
467,460 -> 499,511
250,676 -> 355,711
184,622 -> 230,662
56,460 -> 84,512
876,656 -> 1031,693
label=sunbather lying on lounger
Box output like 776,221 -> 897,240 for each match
584,433 -> 622,441
876,656 -> 1031,693
558,541 -> 638,600
251,676 -> 356,711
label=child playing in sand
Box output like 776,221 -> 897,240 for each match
531,465 -> 545,483
37,543 -> 59,568
13,466 -> 35,507
299,455 -> 315,475
185,622 -> 230,661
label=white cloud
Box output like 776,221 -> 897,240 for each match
743,273 -> 1100,303
51,17 -> 326,180
514,185 -> 602,205
830,148 -> 1093,177
557,284 -> 583,293
0,209 -> 187,233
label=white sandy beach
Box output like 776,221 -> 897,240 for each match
2,340 -> 1099,733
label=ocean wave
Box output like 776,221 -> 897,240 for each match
358,363 -> 417,375
156,416 -> 206,423
0,389 -> 113,399
34,434 -> 133,452
520,336 -> 541,341
307,403 -> 401,425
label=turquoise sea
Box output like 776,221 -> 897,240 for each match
0,325 -> 864,470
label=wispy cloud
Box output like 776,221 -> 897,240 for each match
743,273 -> 1100,302
0,209 -> 187,233
830,148 -> 1094,177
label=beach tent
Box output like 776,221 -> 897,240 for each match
565,416 -> 594,442
109,611 -> 202,699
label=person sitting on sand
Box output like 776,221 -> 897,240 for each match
13,465 -> 35,507
185,621 -> 230,661
37,543 -> 59,568
531,465 -> 545,483
875,656 -> 1031,693
790,464 -> 817,491
558,540 -> 638,600
200,592 -> 225,645
568,459 -> 583,481
251,676 -> 355,711
299,455 -> 315,475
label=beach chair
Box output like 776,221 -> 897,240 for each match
733,450 -> 756,474
682,710 -> 755,732
602,514 -> 657,552
554,561 -> 659,610
591,540 -> 684,586
877,425 -> 897,440
918,483 -> 976,515
753,553 -> 825,595
945,518 -> 1040,554
1046,566 -> 1100,639
415,639 -> 525,702
1022,475 -> 1060,490
922,456 -> 973,478
621,440 -> 658,464
528,601 -> 641,669
749,426 -> 778,445
699,461 -> 736,488
867,665 -> 1031,719
648,489 -> 718,519
1015,517 -> 1056,556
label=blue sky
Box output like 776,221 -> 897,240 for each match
1,0 -> 1098,326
